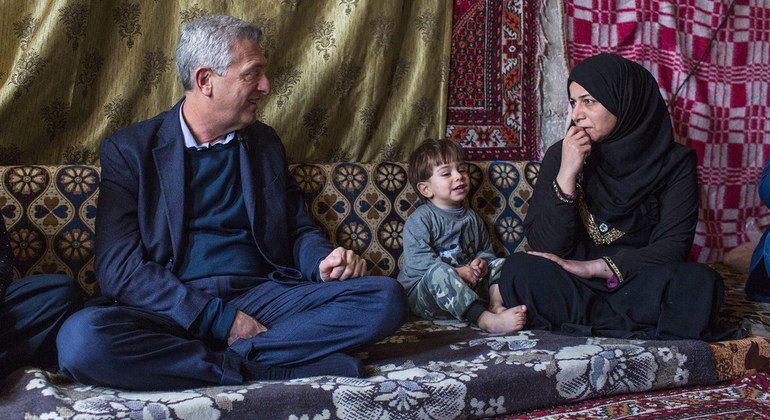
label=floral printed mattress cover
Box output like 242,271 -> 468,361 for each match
1,320 -> 722,419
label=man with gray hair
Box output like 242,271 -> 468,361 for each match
57,15 -> 408,390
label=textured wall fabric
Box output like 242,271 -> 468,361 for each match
0,1 -> 451,164
537,0 -> 571,155
565,0 -> 770,262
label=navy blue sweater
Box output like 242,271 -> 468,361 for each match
181,142 -> 270,340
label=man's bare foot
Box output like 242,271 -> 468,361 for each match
477,305 -> 527,334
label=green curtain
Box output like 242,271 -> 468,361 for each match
0,0 -> 451,164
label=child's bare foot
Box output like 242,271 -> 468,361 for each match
477,305 -> 527,333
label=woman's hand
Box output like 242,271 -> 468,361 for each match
528,251 -> 611,279
557,126 -> 592,195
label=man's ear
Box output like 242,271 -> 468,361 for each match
195,67 -> 213,96
417,181 -> 433,199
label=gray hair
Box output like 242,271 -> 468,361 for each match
176,15 -> 262,91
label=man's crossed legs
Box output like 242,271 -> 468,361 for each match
57,276 -> 407,390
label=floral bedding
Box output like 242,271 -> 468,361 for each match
2,319 -> 719,419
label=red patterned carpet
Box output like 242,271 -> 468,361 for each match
446,0 -> 540,161
512,372 -> 770,418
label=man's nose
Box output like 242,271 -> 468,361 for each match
258,75 -> 271,95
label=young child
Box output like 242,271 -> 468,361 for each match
398,138 -> 526,333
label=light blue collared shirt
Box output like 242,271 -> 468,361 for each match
179,101 -> 235,150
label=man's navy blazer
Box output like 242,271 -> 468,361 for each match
95,100 -> 333,331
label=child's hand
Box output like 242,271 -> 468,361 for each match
455,265 -> 481,287
470,258 -> 488,279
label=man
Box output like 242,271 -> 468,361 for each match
57,15 -> 408,390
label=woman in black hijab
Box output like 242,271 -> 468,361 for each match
498,53 -> 738,340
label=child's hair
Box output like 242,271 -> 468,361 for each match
407,138 -> 465,200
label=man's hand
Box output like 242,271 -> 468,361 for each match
528,251 -> 610,280
455,265 -> 481,287
319,246 -> 368,281
469,258 -> 489,279
227,310 -> 267,346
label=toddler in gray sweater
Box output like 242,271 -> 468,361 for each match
398,139 -> 526,333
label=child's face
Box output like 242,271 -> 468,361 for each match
417,161 -> 469,209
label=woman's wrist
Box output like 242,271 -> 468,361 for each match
599,256 -> 623,289
591,258 -> 612,279
552,180 -> 577,203
555,172 -> 578,196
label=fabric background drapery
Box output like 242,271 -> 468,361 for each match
0,1 -> 451,164
2,0 -> 766,262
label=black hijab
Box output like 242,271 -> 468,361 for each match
568,53 -> 692,232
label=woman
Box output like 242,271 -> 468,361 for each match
747,157 -> 770,302
498,53 -> 739,340
0,217 -> 83,379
